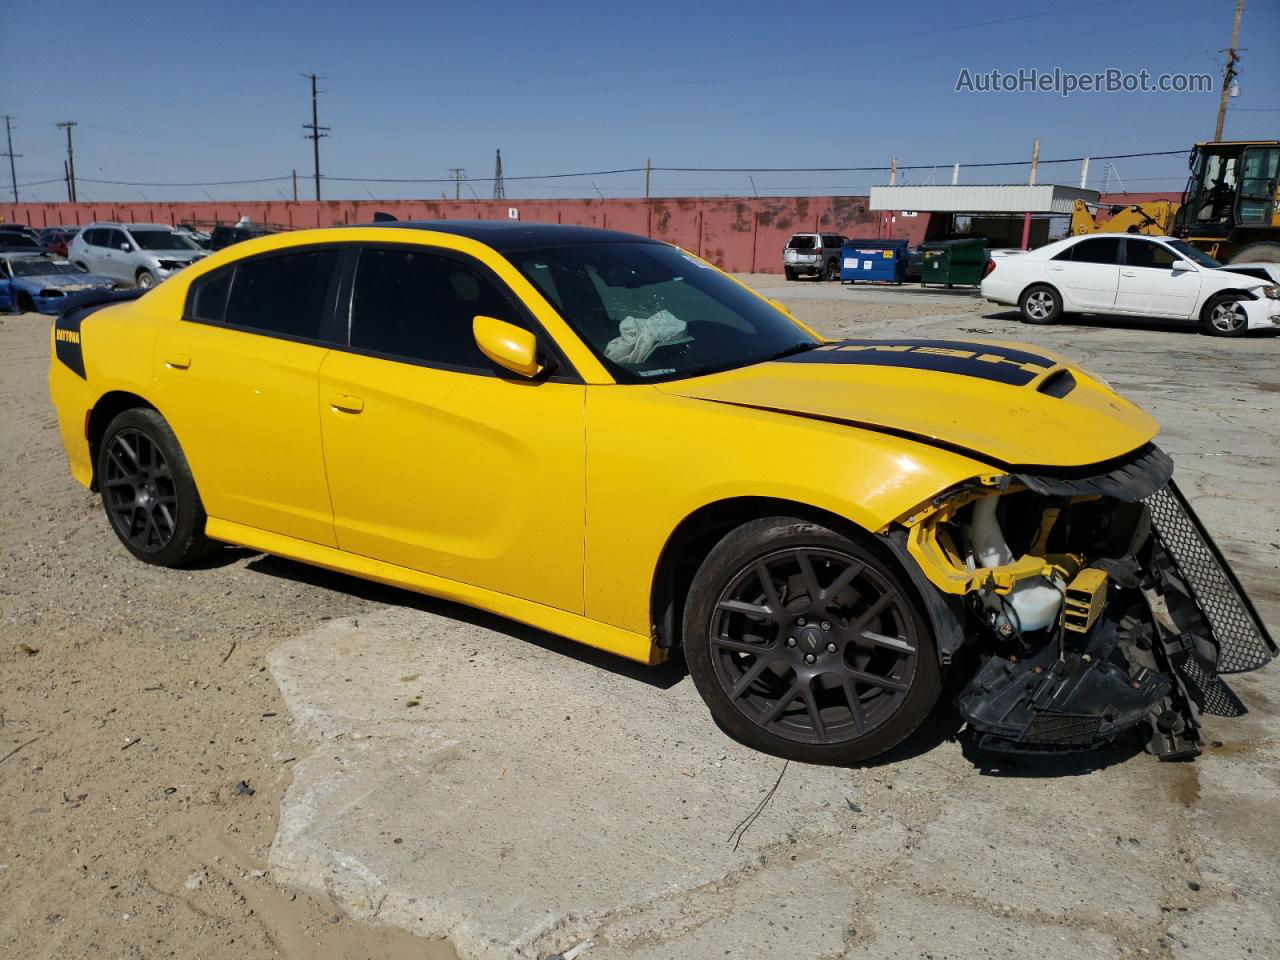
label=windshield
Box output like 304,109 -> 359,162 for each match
0,235 -> 41,250
1166,240 -> 1221,269
10,259 -> 85,277
129,229 -> 197,252
787,236 -> 817,249
509,242 -> 818,383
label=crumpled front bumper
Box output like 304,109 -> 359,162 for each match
896,446 -> 1275,761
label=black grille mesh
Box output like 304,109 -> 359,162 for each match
1145,484 -> 1276,674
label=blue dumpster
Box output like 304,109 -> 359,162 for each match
839,238 -> 908,285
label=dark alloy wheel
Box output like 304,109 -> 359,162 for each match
97,408 -> 214,566
684,518 -> 940,764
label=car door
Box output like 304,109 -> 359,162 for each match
153,247 -> 342,546
0,259 -> 14,312
317,244 -> 587,613
98,228 -> 132,282
1116,238 -> 1202,318
1048,236 -> 1121,310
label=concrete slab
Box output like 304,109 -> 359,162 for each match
264,294 -> 1280,960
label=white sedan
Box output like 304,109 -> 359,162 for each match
981,234 -> 1280,337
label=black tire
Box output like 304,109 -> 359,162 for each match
16,291 -> 35,313
135,269 -> 156,290
1199,292 -> 1250,337
1019,284 -> 1063,324
784,267 -> 796,281
683,517 -> 940,765
824,260 -> 838,281
1227,242 -> 1280,265
97,408 -> 215,566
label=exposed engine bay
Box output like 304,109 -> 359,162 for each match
896,445 -> 1276,760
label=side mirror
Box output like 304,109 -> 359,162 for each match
1171,260 -> 1193,274
120,243 -> 132,252
474,315 -> 541,378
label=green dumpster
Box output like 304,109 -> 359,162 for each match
919,237 -> 986,287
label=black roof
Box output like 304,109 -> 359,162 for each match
356,220 -> 660,253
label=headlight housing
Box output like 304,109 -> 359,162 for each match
1261,284 -> 1280,300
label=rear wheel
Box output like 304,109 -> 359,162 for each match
824,260 -> 838,281
1200,293 -> 1249,337
1227,242 -> 1280,265
97,408 -> 214,566
683,517 -> 940,764
784,267 -> 796,281
1019,284 -> 1062,324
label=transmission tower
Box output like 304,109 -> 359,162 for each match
493,149 -> 505,200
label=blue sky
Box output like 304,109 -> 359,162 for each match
3,0 -> 1277,202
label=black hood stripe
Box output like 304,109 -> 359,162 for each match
777,339 -> 1056,387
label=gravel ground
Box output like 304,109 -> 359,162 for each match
2,277 -> 1277,959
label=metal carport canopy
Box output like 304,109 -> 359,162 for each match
870,184 -> 1100,214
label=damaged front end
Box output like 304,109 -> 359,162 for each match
893,444 -> 1275,760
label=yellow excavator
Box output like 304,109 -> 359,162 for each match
1070,140 -> 1280,264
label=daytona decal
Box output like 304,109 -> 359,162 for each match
777,339 -> 1055,386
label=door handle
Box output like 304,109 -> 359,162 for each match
1048,265 -> 1064,271
164,353 -> 191,370
1121,270 -> 1137,277
328,393 -> 364,414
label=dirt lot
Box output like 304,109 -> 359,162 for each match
2,279 -> 1278,960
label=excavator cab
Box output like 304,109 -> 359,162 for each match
1174,141 -> 1280,262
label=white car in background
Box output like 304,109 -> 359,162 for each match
981,234 -> 1280,337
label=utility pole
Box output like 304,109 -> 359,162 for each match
492,150 -> 505,200
292,168 -> 298,202
644,157 -> 651,199
889,156 -> 897,186
1021,138 -> 1040,251
1079,156 -> 1090,189
448,168 -> 466,200
301,73 -> 329,201
2,116 -> 20,203
1214,0 -> 1244,141
57,121 -> 78,202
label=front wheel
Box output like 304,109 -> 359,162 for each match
97,408 -> 215,566
1019,284 -> 1062,324
1200,293 -> 1250,337
683,517 -> 940,764
135,270 -> 156,289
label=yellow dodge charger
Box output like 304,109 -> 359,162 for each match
49,221 -> 1274,764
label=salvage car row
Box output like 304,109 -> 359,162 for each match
0,221 -> 213,313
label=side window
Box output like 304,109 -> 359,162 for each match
83,229 -> 103,247
349,247 -> 525,371
106,229 -> 128,250
1068,237 -> 1121,265
224,249 -> 338,340
187,266 -> 233,323
1125,240 -> 1177,270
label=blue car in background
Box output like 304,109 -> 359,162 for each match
0,253 -> 119,314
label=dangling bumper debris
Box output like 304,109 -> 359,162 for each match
894,446 -> 1275,761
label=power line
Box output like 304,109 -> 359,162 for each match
6,148 -> 1193,196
